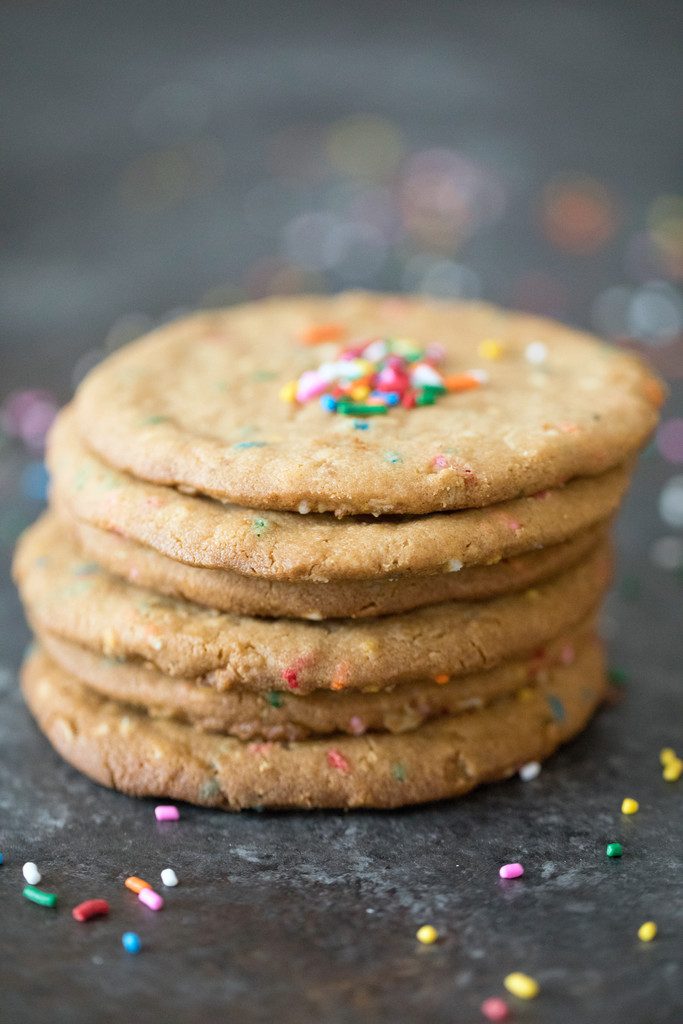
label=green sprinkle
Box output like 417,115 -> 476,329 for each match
384,451 -> 402,464
266,691 -> 284,708
140,415 -> 170,426
415,391 -> 436,406
608,668 -> 628,686
233,441 -> 267,450
391,762 -> 407,782
421,383 -> 447,397
252,370 -> 278,382
251,517 -> 269,537
337,402 -> 388,416
198,779 -> 221,800
23,885 -> 57,908
606,842 -> 623,858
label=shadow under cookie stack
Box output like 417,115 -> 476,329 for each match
13,294 -> 662,809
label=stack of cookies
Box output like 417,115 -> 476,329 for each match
13,293 -> 662,809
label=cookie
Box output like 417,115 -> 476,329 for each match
49,408 -> 629,581
38,621 -> 597,740
14,514 -> 611,693
22,647 -> 608,809
63,511 -> 606,619
73,293 -> 662,515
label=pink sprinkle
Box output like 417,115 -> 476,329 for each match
327,749 -> 350,773
348,716 -> 366,736
248,741 -> 275,755
431,453 -> 449,469
155,805 -> 179,822
532,489 -> 550,500
480,996 -> 510,1021
296,370 -> 326,403
560,643 -> 575,665
499,862 -> 524,879
138,888 -> 164,911
504,517 -> 521,532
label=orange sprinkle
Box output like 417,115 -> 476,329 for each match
434,674 -> 450,685
444,373 -> 481,393
642,376 -> 667,409
299,322 -> 347,346
125,876 -> 151,894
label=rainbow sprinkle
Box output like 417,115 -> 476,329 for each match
281,337 -> 484,416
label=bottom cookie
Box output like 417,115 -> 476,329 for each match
22,647 -> 607,809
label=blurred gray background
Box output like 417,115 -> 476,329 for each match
1,3 -> 682,1023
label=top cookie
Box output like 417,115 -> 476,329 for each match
74,292 -> 662,515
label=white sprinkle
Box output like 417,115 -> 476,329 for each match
447,559 -> 463,573
466,368 -> 490,384
161,868 -> 178,887
519,761 -> 541,782
298,501 -> 311,515
22,862 -> 41,885
525,341 -> 548,365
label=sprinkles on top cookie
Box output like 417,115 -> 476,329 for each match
280,336 -> 485,416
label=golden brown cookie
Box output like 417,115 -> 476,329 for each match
73,293 -> 662,515
48,408 -> 629,582
62,510 -> 606,619
38,622 -> 596,740
21,646 -> 608,809
14,514 -> 611,693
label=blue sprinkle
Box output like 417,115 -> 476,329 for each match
384,392 -> 400,406
21,462 -> 50,502
384,451 -> 402,464
122,932 -> 142,954
320,395 -> 337,412
233,441 -> 266,450
353,421 -> 369,430
547,695 -> 566,722
0,852 -> 4,865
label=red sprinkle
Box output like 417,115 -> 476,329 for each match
326,749 -> 350,773
282,667 -> 299,690
72,899 -> 110,922
480,996 -> 510,1021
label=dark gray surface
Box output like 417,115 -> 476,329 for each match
1,2 -> 682,1022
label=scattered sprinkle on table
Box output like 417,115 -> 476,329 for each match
504,972 -> 539,999
638,921 -> 657,942
122,931 -> 142,954
22,861 -> 41,885
480,996 -> 510,1021
23,884 -> 57,908
519,760 -> 541,781
154,805 -> 180,822
662,756 -> 683,782
72,899 -> 110,922
160,868 -> 178,887
125,875 -> 151,894
138,888 -> 164,911
621,797 -> 639,814
416,924 -> 439,945
0,852 -> 4,865
606,842 -> 623,858
659,747 -> 677,765
499,862 -> 524,879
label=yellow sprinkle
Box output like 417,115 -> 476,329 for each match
662,757 -> 683,782
279,381 -> 297,403
416,925 -> 439,945
659,747 -> 677,766
504,972 -> 540,1000
478,338 -> 505,360
350,384 -> 370,401
517,686 -> 535,702
638,921 -> 657,942
621,797 -> 639,815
